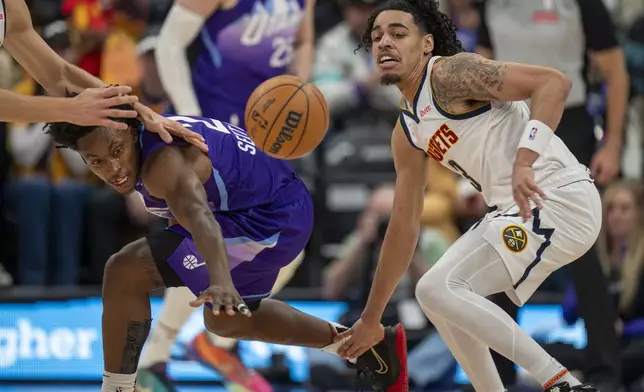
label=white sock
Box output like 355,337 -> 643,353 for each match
535,358 -> 581,389
139,287 -> 196,367
320,321 -> 356,364
101,371 -> 136,392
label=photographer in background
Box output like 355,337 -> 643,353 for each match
319,185 -> 457,391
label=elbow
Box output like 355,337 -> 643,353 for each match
548,71 -> 572,100
545,70 -> 572,101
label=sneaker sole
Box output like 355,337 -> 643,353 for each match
387,324 -> 409,392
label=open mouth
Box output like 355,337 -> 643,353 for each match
378,54 -> 400,69
110,175 -> 129,188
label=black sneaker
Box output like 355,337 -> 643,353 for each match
352,323 -> 408,392
546,382 -> 600,392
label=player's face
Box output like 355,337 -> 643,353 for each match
606,188 -> 639,240
77,127 -> 139,194
370,10 -> 431,85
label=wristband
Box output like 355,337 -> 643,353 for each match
517,120 -> 554,156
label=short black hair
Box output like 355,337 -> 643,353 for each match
358,0 -> 463,56
44,91 -> 142,150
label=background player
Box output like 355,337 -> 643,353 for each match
140,0 -> 316,389
0,0 -> 203,147
335,1 -> 603,391
43,108 -> 408,392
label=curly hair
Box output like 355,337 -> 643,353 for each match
357,0 -> 463,56
44,91 -> 142,150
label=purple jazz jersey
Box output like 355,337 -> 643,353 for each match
189,0 -> 305,127
135,115 -> 313,300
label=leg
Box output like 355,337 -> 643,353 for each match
50,180 -> 90,285
101,237 -> 164,392
490,293 -> 519,387
415,232 -> 579,391
6,177 -> 51,285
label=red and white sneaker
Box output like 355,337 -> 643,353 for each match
353,323 -> 409,392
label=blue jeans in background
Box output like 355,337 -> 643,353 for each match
6,177 -> 90,285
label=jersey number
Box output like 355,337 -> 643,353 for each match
448,160 -> 482,192
270,36 -> 295,68
167,116 -> 235,135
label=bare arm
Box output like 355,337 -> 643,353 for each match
432,53 -> 571,130
4,0 -> 105,95
361,122 -> 427,323
432,53 -> 571,167
144,147 -> 230,285
155,0 -> 221,116
592,48 -> 629,150
290,0 -> 315,80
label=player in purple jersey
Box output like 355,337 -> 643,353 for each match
43,105 -> 409,392
155,0 -> 315,126
147,0 -> 316,389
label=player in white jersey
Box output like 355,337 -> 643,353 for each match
335,1 -> 602,391
0,0 -> 202,147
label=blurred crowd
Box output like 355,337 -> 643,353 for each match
0,0 -> 643,390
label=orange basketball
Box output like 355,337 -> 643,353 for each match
244,75 -> 329,160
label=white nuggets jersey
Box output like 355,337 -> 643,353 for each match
399,56 -> 588,208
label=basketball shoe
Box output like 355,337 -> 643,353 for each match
135,363 -> 177,392
188,331 -> 273,392
546,382 -> 600,392
349,323 -> 409,392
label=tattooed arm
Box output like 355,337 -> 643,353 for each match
431,53 -> 572,130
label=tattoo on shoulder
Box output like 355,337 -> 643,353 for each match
431,53 -> 507,111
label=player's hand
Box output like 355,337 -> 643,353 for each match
189,282 -> 251,317
134,103 -> 209,153
511,164 -> 547,222
334,318 -> 385,360
590,143 -> 620,186
68,86 -> 139,129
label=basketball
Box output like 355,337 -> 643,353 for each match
244,75 -> 329,160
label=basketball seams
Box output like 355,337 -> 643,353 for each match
244,83 -> 301,128
260,81 -> 310,152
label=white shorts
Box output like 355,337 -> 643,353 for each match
459,179 -> 602,306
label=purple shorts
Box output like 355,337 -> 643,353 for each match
147,182 -> 313,302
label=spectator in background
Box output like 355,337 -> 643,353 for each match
313,0 -> 400,132
320,185 -> 457,391
442,0 -> 479,53
564,181 -> 644,390
476,1 -> 629,388
62,0 -> 111,77
5,21 -> 92,286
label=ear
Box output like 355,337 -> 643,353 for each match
424,34 -> 434,56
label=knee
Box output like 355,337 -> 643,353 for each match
103,250 -> 150,295
415,270 -> 445,312
415,269 -> 461,316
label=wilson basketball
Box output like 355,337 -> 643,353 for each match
244,75 -> 329,160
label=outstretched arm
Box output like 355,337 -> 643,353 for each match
362,122 -> 427,323
143,147 -> 231,290
4,0 -> 106,95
